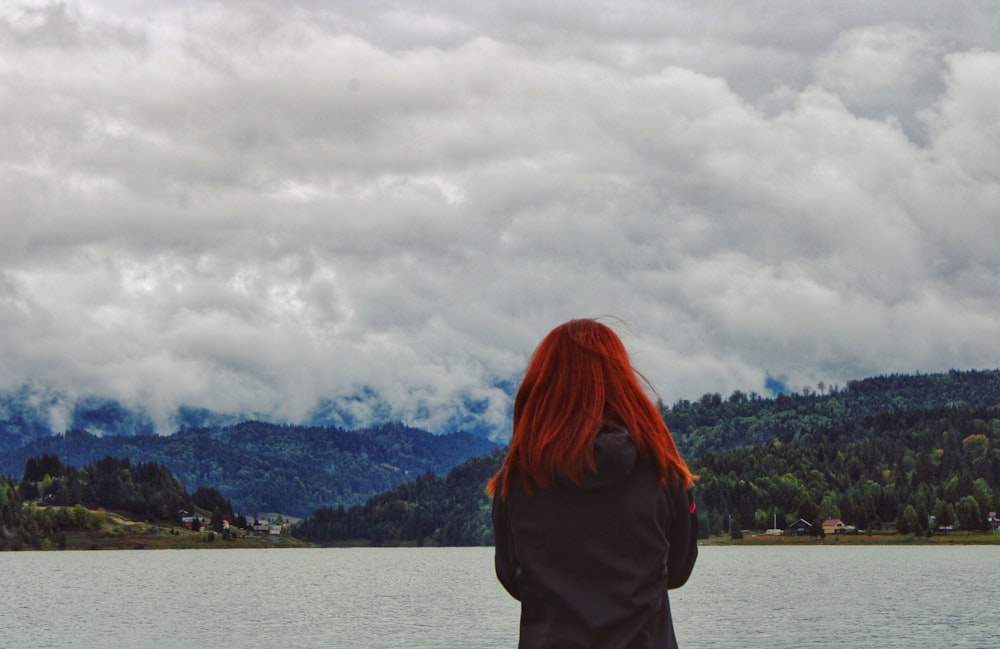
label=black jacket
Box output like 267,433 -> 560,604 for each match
492,431 -> 698,649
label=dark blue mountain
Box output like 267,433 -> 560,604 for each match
0,421 -> 497,517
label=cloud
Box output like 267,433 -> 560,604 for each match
927,51 -> 1000,182
814,24 -> 942,122
1,1 -> 999,438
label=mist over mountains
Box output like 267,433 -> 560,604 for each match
4,369 -> 998,521
0,387 -> 501,517
0,385 -> 505,451
294,368 -> 1000,545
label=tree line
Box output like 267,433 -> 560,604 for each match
1,454 -> 236,550
8,370 -> 998,547
692,405 -> 998,536
291,448 -> 505,546
1,421 -> 496,517
291,406 -> 998,545
661,369 -> 1000,458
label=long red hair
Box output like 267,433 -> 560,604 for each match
488,318 -> 695,498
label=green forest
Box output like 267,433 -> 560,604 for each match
291,448 -> 505,547
4,370 -> 999,549
1,454 -> 236,550
0,421 -> 495,517
690,405 -> 997,536
292,370 -> 1000,545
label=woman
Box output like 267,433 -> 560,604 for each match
488,318 -> 698,649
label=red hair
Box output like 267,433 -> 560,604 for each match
488,318 -> 695,498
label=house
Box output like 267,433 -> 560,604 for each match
180,516 -> 205,530
822,519 -> 857,535
786,519 -> 813,536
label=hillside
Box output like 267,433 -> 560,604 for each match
0,421 -> 497,517
292,370 -> 1000,545
292,447 -> 505,547
1,455 -> 310,551
6,369 -> 999,545
662,369 -> 1000,457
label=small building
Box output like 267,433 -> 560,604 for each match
822,519 -> 857,535
180,516 -> 204,530
989,511 -> 999,531
786,519 -> 813,536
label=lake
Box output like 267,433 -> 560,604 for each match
1,545 -> 997,648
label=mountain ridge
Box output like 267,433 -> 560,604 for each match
5,369 -> 999,528
292,369 -> 1000,545
0,421 -> 497,517
0,387 -> 504,449
663,368 -> 1000,457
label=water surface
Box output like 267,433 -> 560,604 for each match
2,545 -> 996,648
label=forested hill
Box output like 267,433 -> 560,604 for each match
292,448 -> 506,547
292,370 -> 1000,545
662,369 -> 1000,458
0,422 -> 496,517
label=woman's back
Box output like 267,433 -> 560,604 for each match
489,319 -> 698,648
493,431 -> 698,649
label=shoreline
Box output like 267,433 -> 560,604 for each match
1,508 -> 312,551
700,531 -> 1000,545
6,506 -> 998,550
10,532 -> 1000,551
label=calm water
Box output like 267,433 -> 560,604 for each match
1,545 -> 997,648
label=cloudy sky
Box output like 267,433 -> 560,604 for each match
2,1 -> 999,437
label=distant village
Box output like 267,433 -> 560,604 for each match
764,512 -> 1000,537
177,511 -> 296,537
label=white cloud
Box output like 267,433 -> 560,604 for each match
815,24 -> 939,98
927,51 -> 1000,181
1,0 -> 999,438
